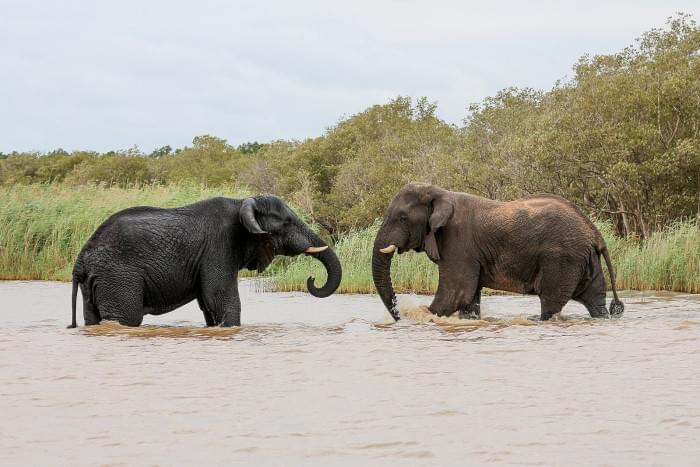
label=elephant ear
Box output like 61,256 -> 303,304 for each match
240,197 -> 275,272
424,194 -> 454,262
240,198 -> 267,234
255,236 -> 275,273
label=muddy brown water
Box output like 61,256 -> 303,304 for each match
1,281 -> 699,466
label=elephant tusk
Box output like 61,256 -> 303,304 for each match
379,244 -> 398,254
305,246 -> 328,254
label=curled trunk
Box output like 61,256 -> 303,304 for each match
371,235 -> 400,321
307,247 -> 342,297
291,226 -> 342,298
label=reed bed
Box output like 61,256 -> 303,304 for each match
0,184 -> 249,280
1,184 -> 697,293
599,221 -> 699,294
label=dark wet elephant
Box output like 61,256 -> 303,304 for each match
68,195 -> 342,327
372,183 -> 624,321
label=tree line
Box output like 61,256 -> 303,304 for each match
1,14 -> 698,238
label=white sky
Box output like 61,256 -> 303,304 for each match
1,0 -> 698,152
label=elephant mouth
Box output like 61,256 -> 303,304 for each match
379,240 -> 423,256
403,232 -> 427,254
246,235 -> 275,273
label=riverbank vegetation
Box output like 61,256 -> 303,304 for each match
0,184 -> 249,280
0,15 -> 698,293
2,184 -> 696,292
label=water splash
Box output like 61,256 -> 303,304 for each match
397,303 -> 591,330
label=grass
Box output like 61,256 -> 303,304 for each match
600,220 -> 700,294
0,184 -> 250,280
0,184 -> 697,294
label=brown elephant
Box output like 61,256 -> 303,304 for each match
371,183 -> 624,321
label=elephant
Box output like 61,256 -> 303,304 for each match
372,183 -> 624,321
68,195 -> 341,328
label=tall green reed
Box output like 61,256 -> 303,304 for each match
0,184 -> 249,280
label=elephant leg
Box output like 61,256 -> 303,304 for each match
574,284 -> 610,319
430,260 -> 480,317
80,282 -> 101,325
203,285 -> 240,326
539,297 -> 565,321
97,278 -> 145,327
538,259 -> 579,320
199,271 -> 241,327
219,289 -> 242,327
459,287 -> 482,320
197,297 -> 216,327
83,298 -> 101,326
574,255 -> 610,319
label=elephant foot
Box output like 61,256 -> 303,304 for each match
459,303 -> 481,320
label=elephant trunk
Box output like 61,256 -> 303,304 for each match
307,247 -> 342,297
302,230 -> 342,298
372,232 -> 400,321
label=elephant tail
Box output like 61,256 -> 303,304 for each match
67,274 -> 80,329
600,245 -> 624,317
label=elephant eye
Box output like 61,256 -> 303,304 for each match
400,214 -> 407,223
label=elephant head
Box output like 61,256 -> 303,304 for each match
371,183 -> 454,320
239,195 -> 342,297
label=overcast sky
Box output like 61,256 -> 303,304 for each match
1,1 -> 698,153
